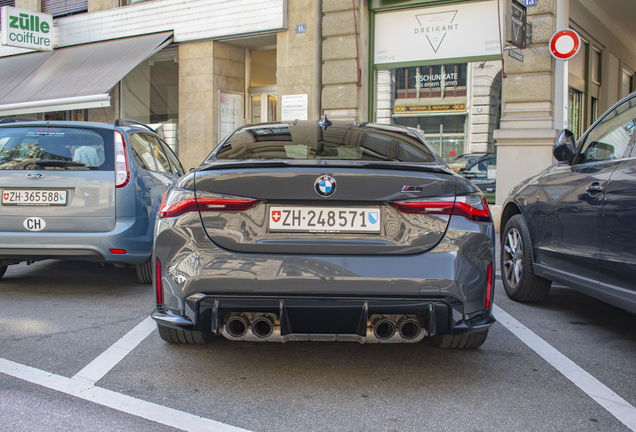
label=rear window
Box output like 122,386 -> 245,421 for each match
0,127 -> 114,171
211,124 -> 435,163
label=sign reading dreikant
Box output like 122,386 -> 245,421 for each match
1,7 -> 53,51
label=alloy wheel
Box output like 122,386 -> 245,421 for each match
503,227 -> 523,288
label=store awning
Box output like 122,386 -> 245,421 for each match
0,32 -> 173,116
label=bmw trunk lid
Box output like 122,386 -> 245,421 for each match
193,163 -> 458,255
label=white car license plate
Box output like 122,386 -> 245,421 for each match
2,190 -> 67,206
269,206 -> 381,232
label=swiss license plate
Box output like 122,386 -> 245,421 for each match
2,190 -> 67,206
269,206 -> 381,232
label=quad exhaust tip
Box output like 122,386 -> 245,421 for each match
225,315 -> 249,338
398,318 -> 422,340
373,318 -> 396,341
251,316 -> 274,339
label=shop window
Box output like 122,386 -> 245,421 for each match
122,48 -> 179,154
393,115 -> 466,161
568,89 -> 584,138
44,109 -> 88,121
394,63 -> 467,100
376,60 -> 501,162
42,0 -> 87,17
591,97 -> 599,124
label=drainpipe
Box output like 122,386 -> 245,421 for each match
314,0 -> 322,120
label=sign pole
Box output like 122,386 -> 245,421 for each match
563,60 -> 569,129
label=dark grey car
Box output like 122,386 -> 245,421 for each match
152,120 -> 495,347
500,91 -> 636,314
0,118 -> 184,283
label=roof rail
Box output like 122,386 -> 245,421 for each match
0,117 -> 38,124
113,118 -> 156,133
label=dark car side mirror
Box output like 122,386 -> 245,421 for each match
553,129 -> 577,165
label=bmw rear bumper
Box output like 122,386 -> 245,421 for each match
152,294 -> 495,343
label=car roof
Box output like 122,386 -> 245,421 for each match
0,119 -> 155,134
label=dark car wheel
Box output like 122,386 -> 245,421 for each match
157,323 -> 215,344
0,265 -> 6,279
501,214 -> 551,302
136,258 -> 152,284
430,330 -> 489,349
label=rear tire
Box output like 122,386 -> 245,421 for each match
0,266 -> 6,279
500,214 -> 551,302
431,330 -> 489,349
157,323 -> 214,344
136,258 -> 152,284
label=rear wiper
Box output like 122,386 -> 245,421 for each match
35,159 -> 86,167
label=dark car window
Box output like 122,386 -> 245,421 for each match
129,133 -> 157,171
580,96 -> 636,163
213,124 -> 435,163
147,135 -> 171,173
161,140 -> 184,175
0,126 -> 113,170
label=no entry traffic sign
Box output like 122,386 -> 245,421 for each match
550,29 -> 581,60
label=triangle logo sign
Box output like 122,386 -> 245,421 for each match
414,11 -> 458,54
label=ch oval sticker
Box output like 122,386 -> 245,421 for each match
23,217 -> 46,231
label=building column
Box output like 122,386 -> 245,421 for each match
277,0 -> 321,121
321,0 -> 366,121
493,0 -> 559,227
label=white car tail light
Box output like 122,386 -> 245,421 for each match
114,130 -> 130,188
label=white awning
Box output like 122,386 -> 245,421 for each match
0,32 -> 173,116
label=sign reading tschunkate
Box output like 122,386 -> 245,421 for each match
1,6 -> 53,52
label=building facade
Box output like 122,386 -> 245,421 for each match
1,0 -> 635,223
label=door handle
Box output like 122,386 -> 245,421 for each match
586,184 -> 604,193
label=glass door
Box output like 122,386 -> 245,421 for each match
249,89 -> 277,124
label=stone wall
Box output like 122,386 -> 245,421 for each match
88,0 -> 118,13
178,41 -> 215,170
14,0 -> 39,12
277,0 -> 319,120
322,0 -> 363,121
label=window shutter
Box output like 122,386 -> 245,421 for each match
0,0 -> 16,23
42,0 -> 87,17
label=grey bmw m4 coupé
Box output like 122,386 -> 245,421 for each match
152,119 -> 495,348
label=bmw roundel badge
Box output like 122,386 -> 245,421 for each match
314,175 -> 337,197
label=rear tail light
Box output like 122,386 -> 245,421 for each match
156,257 -> 162,304
158,189 -> 260,219
485,262 -> 493,308
390,194 -> 492,223
114,131 -> 130,188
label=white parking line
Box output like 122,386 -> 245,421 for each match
73,316 -> 156,385
0,357 -> 250,432
494,304 -> 636,431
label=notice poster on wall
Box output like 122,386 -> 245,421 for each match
220,91 -> 244,140
281,94 -> 308,121
374,0 -> 501,65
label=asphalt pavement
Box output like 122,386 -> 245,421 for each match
0,255 -> 635,432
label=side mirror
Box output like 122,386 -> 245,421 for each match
553,129 -> 577,164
